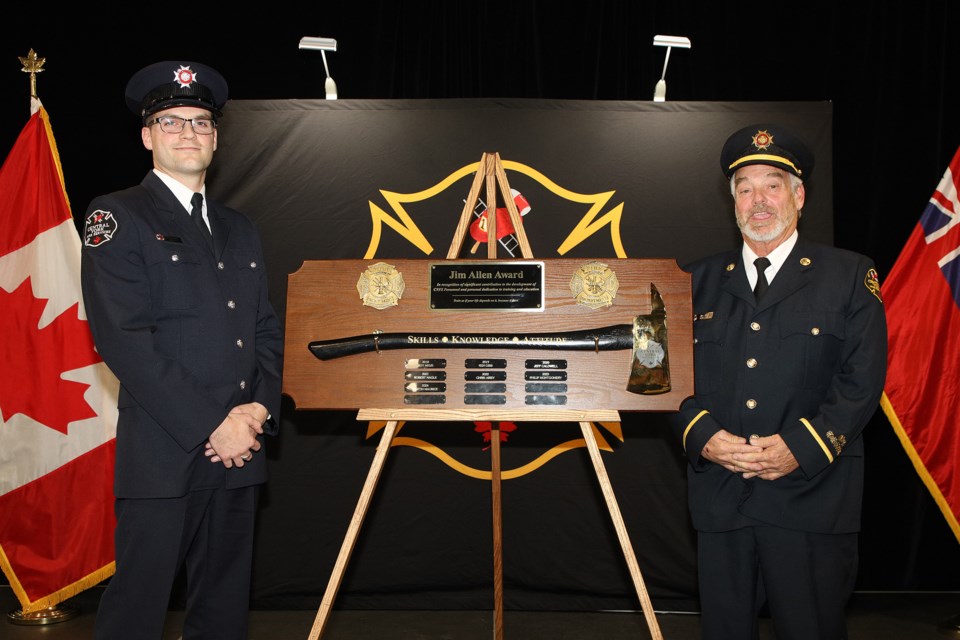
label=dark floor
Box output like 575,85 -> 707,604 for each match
3,587 -> 960,639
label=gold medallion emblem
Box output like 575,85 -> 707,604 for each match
569,261 -> 619,309
752,129 -> 773,150
357,262 -> 405,309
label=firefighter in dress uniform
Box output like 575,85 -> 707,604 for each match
80,60 -> 283,640
669,124 -> 887,640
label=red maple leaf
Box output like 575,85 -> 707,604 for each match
0,279 -> 101,433
473,421 -> 519,450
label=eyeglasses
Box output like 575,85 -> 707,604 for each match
148,115 -> 217,135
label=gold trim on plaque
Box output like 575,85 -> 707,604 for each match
357,262 -> 405,309
569,261 -> 619,309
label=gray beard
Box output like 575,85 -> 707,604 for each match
738,212 -> 791,244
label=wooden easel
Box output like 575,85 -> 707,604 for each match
306,152 -> 664,640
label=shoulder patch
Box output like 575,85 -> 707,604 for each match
865,267 -> 882,303
84,210 -> 119,247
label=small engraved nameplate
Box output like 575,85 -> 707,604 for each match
405,358 -> 447,369
525,359 -> 567,370
404,382 -> 447,393
405,371 -> 447,381
525,370 -> 567,381
465,371 -> 507,381
465,358 -> 507,369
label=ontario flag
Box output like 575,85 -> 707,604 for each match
0,102 -> 118,612
881,145 -> 960,544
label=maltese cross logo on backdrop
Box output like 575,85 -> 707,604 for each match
360,157 -> 630,479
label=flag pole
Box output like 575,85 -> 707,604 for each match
5,49 -> 80,627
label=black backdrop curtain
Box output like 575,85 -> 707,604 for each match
1,0 -> 958,609
210,99 -> 831,610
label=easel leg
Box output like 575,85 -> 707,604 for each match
307,419 -> 400,640
579,422 -> 664,640
491,423 -> 504,640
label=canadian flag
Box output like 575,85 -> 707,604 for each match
0,103 -> 118,612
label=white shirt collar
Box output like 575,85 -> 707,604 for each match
152,169 -> 207,222
742,230 -> 798,288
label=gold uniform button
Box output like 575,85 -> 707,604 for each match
746,399 -> 758,409
811,327 -> 820,335
746,358 -> 758,368
750,322 -> 761,331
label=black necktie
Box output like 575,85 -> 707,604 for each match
753,257 -> 771,301
190,192 -> 213,248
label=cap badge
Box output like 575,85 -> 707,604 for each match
751,130 -> 773,150
173,65 -> 198,89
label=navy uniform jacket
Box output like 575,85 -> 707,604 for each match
81,171 -> 283,499
669,238 -> 887,534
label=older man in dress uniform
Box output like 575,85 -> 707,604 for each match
670,124 -> 887,640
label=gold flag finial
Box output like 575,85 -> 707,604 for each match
19,49 -> 46,98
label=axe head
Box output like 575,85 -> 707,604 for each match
626,284 -> 671,395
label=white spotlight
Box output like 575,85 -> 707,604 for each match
299,37 -> 338,100
652,35 -> 691,102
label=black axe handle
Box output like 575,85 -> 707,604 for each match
308,324 -> 635,361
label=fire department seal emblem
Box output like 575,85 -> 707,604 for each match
357,262 -> 405,309
173,65 -> 198,88
752,129 -> 774,150
569,261 -> 619,309
83,210 -> 119,247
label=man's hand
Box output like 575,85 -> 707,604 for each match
701,429 -> 764,475
205,411 -> 262,468
230,402 -> 270,428
739,434 -> 799,480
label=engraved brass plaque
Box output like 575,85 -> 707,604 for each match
430,261 -> 544,311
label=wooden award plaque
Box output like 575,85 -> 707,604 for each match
283,257 -> 692,416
